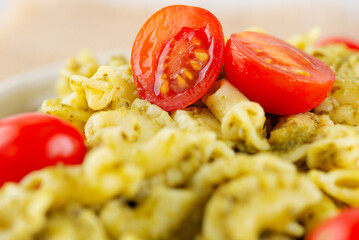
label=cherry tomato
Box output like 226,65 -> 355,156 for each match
316,37 -> 359,51
0,113 -> 86,186
224,31 -> 335,115
306,208 -> 359,240
131,5 -> 224,111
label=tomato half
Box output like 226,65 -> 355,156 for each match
0,113 -> 86,186
306,208 -> 359,240
316,37 -> 359,51
131,5 -> 224,111
224,31 -> 335,115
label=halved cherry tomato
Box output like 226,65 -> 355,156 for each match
306,208 -> 359,240
316,37 -> 359,51
224,31 -> 335,115
131,5 -> 224,111
0,113 -> 86,186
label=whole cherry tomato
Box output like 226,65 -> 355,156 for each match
224,31 -> 335,115
131,5 -> 225,111
306,208 -> 359,240
0,113 -> 86,186
316,37 -> 359,51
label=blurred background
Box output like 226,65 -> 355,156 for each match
0,0 -> 358,81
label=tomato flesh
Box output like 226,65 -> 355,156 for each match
154,29 -> 210,97
306,208 -> 359,240
132,5 -> 224,111
0,113 -> 86,186
224,31 -> 335,115
316,37 -> 359,51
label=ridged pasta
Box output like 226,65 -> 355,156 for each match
85,98 -> 174,142
3,38 -> 359,240
200,172 -> 321,240
0,184 -> 52,240
35,203 -> 109,240
203,79 -> 269,153
190,153 -> 295,196
268,113 -> 333,163
307,125 -> 359,170
309,169 -> 359,206
172,107 -> 222,137
70,65 -> 136,111
100,187 -> 198,240
56,50 -> 99,97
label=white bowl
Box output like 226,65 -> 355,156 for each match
0,50 -> 130,118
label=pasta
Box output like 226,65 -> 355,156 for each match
2,29 -> 359,240
203,79 -> 270,153
201,173 -> 321,240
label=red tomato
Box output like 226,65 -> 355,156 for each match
0,113 -> 86,186
306,208 -> 359,240
224,31 -> 335,115
131,5 -> 224,111
316,37 -> 359,51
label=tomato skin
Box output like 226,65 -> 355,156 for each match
0,113 -> 86,186
306,208 -> 359,240
224,31 -> 335,115
131,5 -> 224,111
316,37 -> 359,51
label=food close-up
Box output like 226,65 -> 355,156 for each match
1,2 -> 359,240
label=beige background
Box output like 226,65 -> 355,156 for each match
0,0 -> 358,81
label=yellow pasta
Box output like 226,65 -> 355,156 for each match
307,125 -> 359,170
203,79 -> 269,153
41,98 -> 93,131
57,50 -> 99,97
172,107 -> 222,137
84,99 -> 174,142
35,203 -> 109,240
201,172 -> 321,240
0,184 -> 52,240
309,169 -> 359,206
70,65 -> 134,111
100,187 -> 198,240
190,153 -> 295,196
2,28 -> 359,239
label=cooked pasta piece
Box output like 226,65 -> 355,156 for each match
35,203 -> 109,240
307,125 -> 359,170
172,107 -> 222,137
203,79 -> 269,152
201,172 -> 321,240
269,113 -> 334,163
0,184 -> 52,240
57,50 -> 99,97
269,113 -> 333,152
100,187 -> 198,240
41,98 -> 93,131
20,157 -> 143,206
309,169 -> 359,206
70,65 -> 134,111
96,127 -> 231,178
190,153 -> 295,196
85,98 -> 174,143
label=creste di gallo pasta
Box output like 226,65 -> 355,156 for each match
1,27 -> 359,240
